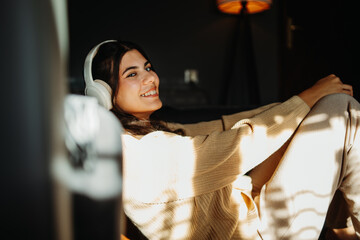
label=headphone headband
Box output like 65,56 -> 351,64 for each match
83,40 -> 117,110
83,40 -> 117,87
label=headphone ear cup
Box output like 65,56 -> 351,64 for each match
85,80 -> 113,110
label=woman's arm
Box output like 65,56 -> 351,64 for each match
169,74 -> 353,135
166,102 -> 280,136
166,119 -> 224,136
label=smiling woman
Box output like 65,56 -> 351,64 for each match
84,39 -> 360,239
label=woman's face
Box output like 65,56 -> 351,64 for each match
115,49 -> 162,120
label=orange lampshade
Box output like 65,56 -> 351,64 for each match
217,0 -> 272,14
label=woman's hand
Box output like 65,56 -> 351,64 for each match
298,74 -> 353,108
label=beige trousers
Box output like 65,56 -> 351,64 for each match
248,94 -> 360,240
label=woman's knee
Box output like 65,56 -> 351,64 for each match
315,93 -> 357,108
299,94 -> 359,133
312,93 -> 359,115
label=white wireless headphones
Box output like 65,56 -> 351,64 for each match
84,40 -> 117,110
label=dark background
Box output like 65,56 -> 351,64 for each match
68,0 -> 359,109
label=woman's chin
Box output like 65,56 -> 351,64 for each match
146,100 -> 163,115
152,99 -> 163,110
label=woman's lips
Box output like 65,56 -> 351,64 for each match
140,88 -> 158,97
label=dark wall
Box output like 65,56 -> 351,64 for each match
68,0 -> 359,109
278,0 -> 360,101
68,0 -> 280,108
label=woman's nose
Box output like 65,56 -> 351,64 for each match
142,72 -> 155,84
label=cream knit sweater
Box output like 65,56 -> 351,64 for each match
122,96 -> 310,240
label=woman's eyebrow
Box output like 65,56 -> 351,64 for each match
122,66 -> 138,76
122,61 -> 150,76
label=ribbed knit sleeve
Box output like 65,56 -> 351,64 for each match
166,119 -> 224,136
166,102 -> 279,136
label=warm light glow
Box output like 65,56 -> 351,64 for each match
217,0 -> 272,14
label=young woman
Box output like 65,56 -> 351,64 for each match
84,40 -> 360,240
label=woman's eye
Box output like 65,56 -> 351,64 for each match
127,72 -> 136,78
145,66 -> 152,72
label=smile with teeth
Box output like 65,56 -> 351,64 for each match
140,89 -> 157,97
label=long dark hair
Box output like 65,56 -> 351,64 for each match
91,40 -> 184,136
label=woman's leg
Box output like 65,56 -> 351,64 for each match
256,94 -> 360,240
